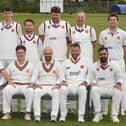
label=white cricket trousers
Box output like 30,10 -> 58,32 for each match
91,86 -> 122,116
2,84 -> 33,113
59,85 -> 87,118
33,86 -> 59,118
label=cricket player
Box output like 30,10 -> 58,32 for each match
0,62 -> 12,112
59,43 -> 91,122
31,47 -> 64,122
1,45 -> 34,120
19,18 -> 42,65
70,10 -> 96,112
99,14 -> 126,115
70,10 -> 96,63
91,47 -> 122,123
0,7 -> 22,112
39,6 -> 71,112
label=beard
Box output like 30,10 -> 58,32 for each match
100,57 -> 108,63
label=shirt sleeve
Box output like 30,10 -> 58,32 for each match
99,32 -> 104,46
66,22 -> 71,38
37,38 -> 43,59
114,64 -> 123,84
90,26 -> 97,42
17,23 -> 22,37
122,31 -> 126,46
38,22 -> 45,35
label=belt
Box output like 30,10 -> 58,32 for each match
14,82 -> 30,85
43,84 -> 53,86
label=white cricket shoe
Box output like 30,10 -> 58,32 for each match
1,113 -> 11,120
111,116 -> 120,123
34,116 -> 40,122
24,113 -> 31,121
78,115 -> 84,122
51,115 -> 57,122
92,113 -> 103,122
59,116 -> 66,122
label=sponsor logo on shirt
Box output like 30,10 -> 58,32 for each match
61,25 -> 64,29
49,37 -> 56,40
70,70 -> 80,76
107,46 -> 113,50
97,77 -> 105,81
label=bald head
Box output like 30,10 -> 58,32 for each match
43,47 -> 53,63
76,11 -> 86,27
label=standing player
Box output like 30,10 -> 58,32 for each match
1,45 -> 34,120
70,10 -> 96,63
31,47 -> 64,122
91,47 -> 122,122
0,7 -> 22,112
39,6 -> 71,112
99,14 -> 126,115
70,10 -> 96,111
19,19 -> 42,65
59,43 -> 91,122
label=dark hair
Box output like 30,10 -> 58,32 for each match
16,45 -> 26,52
24,18 -> 35,25
71,43 -> 80,49
51,6 -> 61,13
3,7 -> 13,12
98,47 -> 108,53
108,14 -> 119,21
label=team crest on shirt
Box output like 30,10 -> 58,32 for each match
105,36 -> 107,40
32,40 -> 36,44
1,27 -> 4,31
48,25 -> 50,29
117,36 -> 120,40
11,29 -> 15,32
25,69 -> 30,73
96,68 -> 100,71
109,67 -> 113,72
80,65 -> 84,69
61,25 -> 64,29
52,70 -> 57,75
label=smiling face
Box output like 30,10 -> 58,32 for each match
43,47 -> 53,63
98,49 -> 108,63
71,45 -> 80,60
76,11 -> 86,27
24,21 -> 34,34
3,10 -> 13,21
108,15 -> 119,29
51,12 -> 61,24
16,49 -> 26,62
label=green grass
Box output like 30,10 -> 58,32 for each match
0,13 -> 126,125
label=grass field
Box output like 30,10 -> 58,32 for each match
0,13 -> 126,126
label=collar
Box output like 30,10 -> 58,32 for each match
97,60 -> 111,70
42,58 -> 54,65
71,56 -> 81,64
107,27 -> 119,35
15,60 -> 29,71
75,25 -> 85,32
49,19 -> 60,28
24,33 -> 35,41
2,20 -> 14,29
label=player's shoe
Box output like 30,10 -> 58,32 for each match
59,116 -> 66,122
111,116 -> 120,123
24,113 -> 31,121
51,115 -> 57,122
78,115 -> 84,122
34,116 -> 40,122
1,113 -> 11,120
